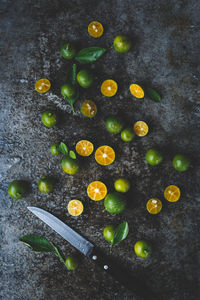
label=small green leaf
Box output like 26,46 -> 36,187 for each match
69,150 -> 76,159
146,87 -> 162,103
68,63 -> 77,85
66,89 -> 79,113
59,142 -> 68,155
111,222 -> 129,248
19,235 -> 55,252
75,47 -> 107,63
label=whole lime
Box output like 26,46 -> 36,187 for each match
172,154 -> 191,172
114,178 -> 130,193
50,143 -> 60,156
8,180 -> 27,199
103,225 -> 115,242
41,111 -> 57,128
38,176 -> 54,194
145,148 -> 163,166
65,255 -> 79,270
61,156 -> 80,175
61,83 -> 76,98
121,128 -> 135,142
134,240 -> 152,258
106,116 -> 124,134
61,43 -> 76,60
113,35 -> 131,53
104,192 -> 127,214
77,70 -> 93,88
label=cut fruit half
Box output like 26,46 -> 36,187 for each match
67,200 -> 84,216
164,185 -> 181,202
146,198 -> 162,214
75,140 -> 94,157
87,181 -> 107,201
95,145 -> 115,166
101,80 -> 118,97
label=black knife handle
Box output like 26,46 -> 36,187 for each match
89,247 -> 158,300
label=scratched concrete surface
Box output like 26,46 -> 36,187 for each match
0,0 -> 200,299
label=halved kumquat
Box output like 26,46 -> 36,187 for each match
130,84 -> 144,99
87,181 -> 107,201
101,80 -> 118,97
134,121 -> 149,137
67,200 -> 84,216
95,145 -> 115,165
164,185 -> 181,202
75,140 -> 94,157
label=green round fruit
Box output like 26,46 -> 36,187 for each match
113,35 -> 131,53
8,180 -> 27,199
104,192 -> 127,214
106,116 -> 124,134
121,128 -> 135,142
114,178 -> 130,193
103,225 -> 115,242
172,154 -> 191,172
61,156 -> 80,175
60,43 -> 76,60
41,111 -> 57,128
50,143 -> 60,156
77,70 -> 93,88
145,148 -> 163,166
65,255 -> 79,270
61,83 -> 76,98
134,240 -> 152,258
38,176 -> 54,194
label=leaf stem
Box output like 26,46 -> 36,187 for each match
53,245 -> 67,269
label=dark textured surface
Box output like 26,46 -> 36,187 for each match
0,0 -> 200,299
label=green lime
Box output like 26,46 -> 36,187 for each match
77,70 -> 93,88
145,148 -> 163,166
104,192 -> 127,214
8,180 -> 27,199
65,255 -> 79,270
121,128 -> 135,142
61,156 -> 79,175
114,178 -> 130,193
106,116 -> 124,134
172,154 -> 191,172
134,240 -> 152,258
113,35 -> 131,53
50,143 -> 60,156
41,111 -> 57,128
61,43 -> 76,60
61,83 -> 76,98
103,225 -> 115,242
38,176 -> 54,194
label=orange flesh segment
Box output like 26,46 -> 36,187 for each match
101,80 -> 118,97
75,140 -> 94,156
146,198 -> 162,214
130,84 -> 144,98
87,181 -> 107,201
134,121 -> 149,137
164,185 -> 181,202
95,145 -> 115,165
67,200 -> 84,216
88,21 -> 104,38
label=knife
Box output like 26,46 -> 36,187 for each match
27,206 -> 158,299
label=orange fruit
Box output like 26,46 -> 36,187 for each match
95,145 -> 115,166
146,198 -> 162,214
101,80 -> 118,97
81,100 -> 97,118
35,78 -> 51,93
88,21 -> 104,38
87,181 -> 107,201
133,121 -> 149,137
164,185 -> 181,202
67,200 -> 84,216
75,140 -> 94,157
130,84 -> 144,98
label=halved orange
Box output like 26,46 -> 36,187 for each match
81,100 -> 97,118
101,80 -> 118,97
134,121 -> 149,137
88,21 -> 104,38
87,181 -> 107,201
95,145 -> 115,165
130,84 -> 144,98
164,185 -> 181,202
146,198 -> 162,214
67,200 -> 84,216
75,140 -> 94,157
35,78 -> 51,93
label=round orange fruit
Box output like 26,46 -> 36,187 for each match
88,21 -> 104,38
67,200 -> 84,216
133,121 -> 149,137
75,140 -> 94,157
95,145 -> 115,166
35,78 -> 51,93
130,84 -> 144,99
81,100 -> 97,118
164,185 -> 181,202
87,181 -> 107,201
101,80 -> 118,97
146,198 -> 162,214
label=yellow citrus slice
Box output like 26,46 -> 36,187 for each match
67,200 -> 84,216
164,185 -> 181,202
81,100 -> 97,118
146,198 -> 162,214
35,78 -> 51,93
95,145 -> 115,166
75,140 -> 94,157
88,21 -> 104,38
101,80 -> 118,97
133,121 -> 149,137
130,84 -> 144,98
87,181 -> 107,201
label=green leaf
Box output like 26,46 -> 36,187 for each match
59,142 -> 68,155
68,63 -> 77,85
75,47 -> 107,63
146,87 -> 162,103
19,235 -> 55,252
69,150 -> 76,159
66,89 -> 79,113
111,222 -> 129,248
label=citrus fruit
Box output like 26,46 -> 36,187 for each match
114,178 -> 130,193
37,176 -> 54,194
105,116 -> 124,134
61,156 -> 80,175
130,84 -> 144,99
103,225 -> 115,242
67,200 -> 84,216
121,128 -> 135,142
113,35 -> 131,53
8,180 -> 27,199
145,148 -> 163,166
61,83 -> 76,98
65,255 -> 79,270
134,121 -> 149,137
50,143 -> 60,156
95,145 -> 115,166
172,154 -> 191,172
87,181 -> 107,201
77,69 -> 93,88
41,111 -> 57,128
60,43 -> 76,59
134,240 -> 152,258
81,100 -> 97,118
75,140 -> 94,157
35,78 -> 51,93
164,185 -> 181,202
101,79 -> 118,97
104,192 -> 127,214
146,198 -> 162,214
88,21 -> 104,38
